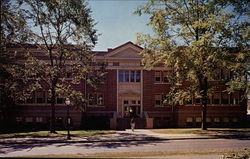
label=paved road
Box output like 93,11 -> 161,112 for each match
0,129 -> 250,158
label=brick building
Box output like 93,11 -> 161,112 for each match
9,42 -> 247,130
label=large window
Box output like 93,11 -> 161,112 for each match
118,70 -> 141,83
230,92 -> 239,105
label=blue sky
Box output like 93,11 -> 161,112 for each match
88,0 -> 153,51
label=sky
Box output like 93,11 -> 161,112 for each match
88,0 -> 153,51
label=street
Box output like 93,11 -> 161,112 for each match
1,137 -> 250,158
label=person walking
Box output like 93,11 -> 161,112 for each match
130,118 -> 136,132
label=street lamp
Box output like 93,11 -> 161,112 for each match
65,98 -> 71,140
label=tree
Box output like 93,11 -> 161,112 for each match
135,0 -> 250,130
0,0 -> 34,129
20,0 -> 103,133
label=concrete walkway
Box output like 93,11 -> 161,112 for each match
0,129 -> 249,144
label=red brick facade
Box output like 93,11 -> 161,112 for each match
10,42 -> 248,130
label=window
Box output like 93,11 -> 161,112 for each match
186,99 -> 193,105
125,71 -> 130,82
230,92 -> 239,105
130,71 -> 135,82
136,71 -> 141,82
97,94 -> 104,106
132,100 -> 136,104
155,95 -> 162,106
206,117 -> 211,122
119,70 -> 124,82
195,98 -> 201,105
25,117 -> 33,122
223,117 -> 229,122
89,94 -> 97,105
186,117 -> 193,122
26,98 -> 34,104
214,117 -> 220,122
222,93 -> 229,104
213,93 -> 220,104
119,70 -> 140,83
163,71 -> 171,83
155,71 -> 172,83
36,91 -> 45,103
195,117 -> 202,122
155,71 -> 161,82
124,100 -> 129,104
16,117 -> 22,122
57,98 -> 65,104
137,100 -> 141,104
232,117 -> 238,122
36,117 -> 43,123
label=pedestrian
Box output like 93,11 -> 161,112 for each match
130,118 -> 135,132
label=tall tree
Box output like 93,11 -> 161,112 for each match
135,0 -> 250,130
21,0 -> 103,133
0,0 -> 33,128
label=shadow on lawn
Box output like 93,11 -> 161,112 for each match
0,131 -> 166,155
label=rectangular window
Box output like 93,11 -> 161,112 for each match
57,98 -> 65,104
195,98 -> 201,104
136,71 -> 141,82
186,99 -> 193,105
186,117 -> 193,122
163,71 -> 171,83
213,92 -> 220,104
130,71 -> 135,82
125,71 -> 130,82
36,117 -> 43,123
195,117 -> 202,122
155,71 -> 161,83
88,94 -> 97,105
206,117 -> 211,122
155,95 -> 162,106
25,117 -> 33,122
123,100 -> 129,104
119,71 -> 124,82
138,100 -> 141,104
36,91 -> 45,103
132,100 -> 136,104
230,92 -> 239,105
97,94 -> 104,106
214,117 -> 220,122
222,93 -> 229,104
16,117 -> 22,122
223,117 -> 229,122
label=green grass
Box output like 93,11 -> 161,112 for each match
151,128 -> 250,134
0,130 -> 116,138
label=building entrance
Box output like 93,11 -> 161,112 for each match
124,105 -> 141,118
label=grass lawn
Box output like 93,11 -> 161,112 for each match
151,128 -> 250,134
0,130 -> 116,138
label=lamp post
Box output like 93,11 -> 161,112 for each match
65,98 -> 71,140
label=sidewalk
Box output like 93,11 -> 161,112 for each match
1,129 -> 250,144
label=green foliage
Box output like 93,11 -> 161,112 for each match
136,0 -> 250,102
136,0 -> 249,129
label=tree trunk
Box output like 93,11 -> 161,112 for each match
50,84 -> 56,133
201,77 -> 208,130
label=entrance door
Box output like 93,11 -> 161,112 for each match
124,105 -> 140,118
